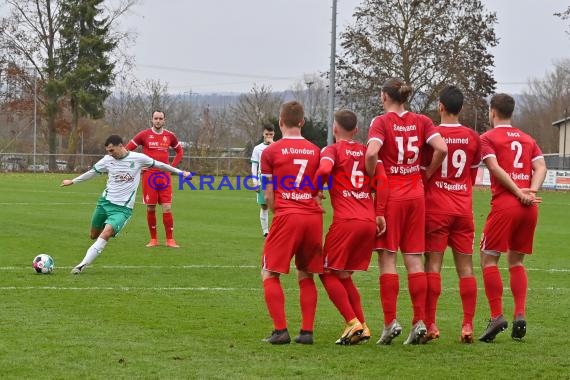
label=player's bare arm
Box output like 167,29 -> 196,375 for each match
530,157 -> 547,193
484,156 -> 534,205
365,140 -> 381,177
424,135 -> 448,180
264,182 -> 275,213
61,168 -> 99,187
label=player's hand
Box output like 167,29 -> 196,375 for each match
376,216 -> 386,236
181,171 -> 193,179
60,179 -> 73,187
313,191 -> 326,212
520,188 -> 542,205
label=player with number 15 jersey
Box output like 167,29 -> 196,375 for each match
367,106 -> 440,253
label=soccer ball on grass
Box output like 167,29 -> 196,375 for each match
33,254 -> 55,274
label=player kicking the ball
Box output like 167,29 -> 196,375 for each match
61,135 -> 191,274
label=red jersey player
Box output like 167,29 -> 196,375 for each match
365,77 -> 447,345
478,93 -> 546,343
260,101 -> 323,345
315,109 -> 388,345
421,86 -> 481,343
126,110 -> 184,248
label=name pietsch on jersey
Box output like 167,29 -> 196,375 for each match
339,148 -> 371,200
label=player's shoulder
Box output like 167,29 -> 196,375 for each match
128,151 -> 153,163
369,114 -> 386,128
162,128 -> 178,136
414,112 -> 433,123
510,126 -> 537,142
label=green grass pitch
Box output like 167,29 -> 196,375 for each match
0,173 -> 569,379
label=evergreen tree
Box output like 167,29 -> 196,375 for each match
56,0 -> 117,169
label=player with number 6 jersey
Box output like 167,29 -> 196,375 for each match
421,86 -> 481,343
316,109 -> 387,345
365,78 -> 448,345
478,93 -> 546,343
259,101 -> 323,345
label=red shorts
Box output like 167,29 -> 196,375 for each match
142,171 -> 173,205
324,219 -> 376,272
375,198 -> 425,254
262,213 -> 323,274
425,213 -> 474,254
480,205 -> 538,255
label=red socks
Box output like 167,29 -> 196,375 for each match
320,274 -> 355,323
340,277 -> 365,323
147,210 -> 157,239
163,212 -> 174,239
379,274 -> 399,325
459,276 -> 477,326
408,272 -> 427,324
299,278 -> 318,332
483,265 -> 503,318
425,272 -> 441,326
509,265 -> 527,318
263,278 -> 287,330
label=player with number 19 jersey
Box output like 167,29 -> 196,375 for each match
423,125 -> 481,215
422,124 -> 481,254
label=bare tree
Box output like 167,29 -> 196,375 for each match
231,84 -> 282,146
516,59 -> 570,154
555,6 -> 570,36
0,0 -> 136,169
290,74 -> 328,122
337,0 -> 498,131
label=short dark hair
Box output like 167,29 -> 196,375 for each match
263,124 -> 274,133
490,93 -> 515,119
439,85 -> 464,115
382,77 -> 412,104
152,110 -> 165,118
334,109 -> 358,131
105,135 -> 123,146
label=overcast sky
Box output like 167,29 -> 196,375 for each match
120,0 -> 570,95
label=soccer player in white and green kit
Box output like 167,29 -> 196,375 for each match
250,125 -> 275,237
61,135 -> 192,274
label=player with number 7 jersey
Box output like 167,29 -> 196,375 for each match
259,101 -> 323,345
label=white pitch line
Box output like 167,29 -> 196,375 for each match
0,286 -> 568,292
0,202 -> 95,205
2,265 -> 569,272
